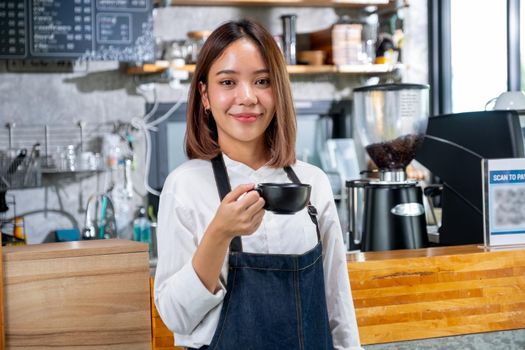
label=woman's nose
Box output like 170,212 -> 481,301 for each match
236,82 -> 258,105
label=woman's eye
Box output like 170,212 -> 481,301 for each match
220,79 -> 235,86
256,78 -> 270,86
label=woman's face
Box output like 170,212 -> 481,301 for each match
200,38 -> 275,151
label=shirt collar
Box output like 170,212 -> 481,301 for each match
222,152 -> 280,179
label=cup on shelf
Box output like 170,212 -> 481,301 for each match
79,151 -> 99,171
164,39 -> 190,66
65,145 -> 77,171
51,146 -> 67,171
485,91 -> 525,111
51,145 -> 84,172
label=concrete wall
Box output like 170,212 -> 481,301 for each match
0,1 -> 428,243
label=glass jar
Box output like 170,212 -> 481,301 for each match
186,30 -> 211,64
164,39 -> 190,66
332,15 -> 364,66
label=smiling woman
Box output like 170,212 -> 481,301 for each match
154,19 -> 363,350
185,19 -> 296,168
198,38 -> 276,169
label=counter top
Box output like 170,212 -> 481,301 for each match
346,244 -> 487,262
3,238 -> 148,261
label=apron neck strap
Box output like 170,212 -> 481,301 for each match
211,153 -> 243,252
284,166 -> 321,242
211,153 -> 231,200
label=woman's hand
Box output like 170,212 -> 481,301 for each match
193,184 -> 265,293
208,183 -> 266,240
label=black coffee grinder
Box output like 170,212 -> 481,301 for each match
352,84 -> 430,251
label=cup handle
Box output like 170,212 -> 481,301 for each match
485,97 -> 497,111
253,186 -> 262,196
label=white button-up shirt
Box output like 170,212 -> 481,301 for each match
154,154 -> 363,350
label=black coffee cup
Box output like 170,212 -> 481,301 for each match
254,183 -> 311,214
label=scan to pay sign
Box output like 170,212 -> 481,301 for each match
482,158 -> 525,247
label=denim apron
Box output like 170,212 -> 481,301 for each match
189,154 -> 334,350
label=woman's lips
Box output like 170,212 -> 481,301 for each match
231,113 -> 260,123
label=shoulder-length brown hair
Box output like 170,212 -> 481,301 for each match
185,19 -> 296,168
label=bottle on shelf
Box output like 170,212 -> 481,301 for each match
280,14 -> 297,65
361,6 -> 379,64
13,216 -> 26,242
133,206 -> 152,255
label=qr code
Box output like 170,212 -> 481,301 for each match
493,187 -> 525,227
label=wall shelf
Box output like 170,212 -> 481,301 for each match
126,61 -> 402,76
0,122 -> 116,189
41,168 -> 104,175
165,0 -> 391,7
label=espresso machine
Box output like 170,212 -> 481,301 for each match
351,83 -> 430,251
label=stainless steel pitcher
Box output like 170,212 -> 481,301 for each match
345,179 -> 368,249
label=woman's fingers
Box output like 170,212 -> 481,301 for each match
237,190 -> 262,209
252,206 -> 265,223
223,183 -> 255,203
244,197 -> 265,216
237,196 -> 265,235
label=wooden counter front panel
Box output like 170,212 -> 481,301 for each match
150,278 -> 185,350
348,246 -> 525,344
3,241 -> 152,349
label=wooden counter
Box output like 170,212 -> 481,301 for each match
3,239 -> 152,349
150,244 -> 525,349
348,244 -> 525,345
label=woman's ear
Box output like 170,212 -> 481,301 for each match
199,82 -> 209,110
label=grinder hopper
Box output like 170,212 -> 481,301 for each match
353,83 -> 430,179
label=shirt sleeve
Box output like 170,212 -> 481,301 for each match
154,190 -> 226,335
316,173 -> 364,350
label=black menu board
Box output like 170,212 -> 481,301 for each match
0,0 -> 154,61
